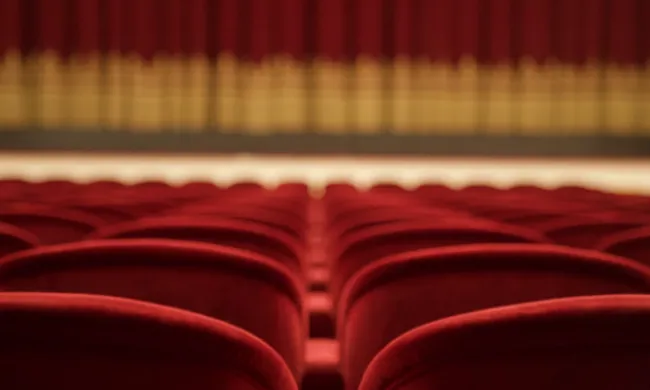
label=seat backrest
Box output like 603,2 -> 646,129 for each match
339,244 -> 650,390
67,205 -> 136,225
0,292 -> 297,390
498,212 -> 571,229
169,206 -> 305,240
330,208 -> 472,242
0,239 -> 305,379
546,221 -> 645,249
0,223 -> 39,258
0,210 -> 102,245
359,295 -> 650,390
331,222 -> 546,299
92,217 -> 304,273
598,227 -> 650,266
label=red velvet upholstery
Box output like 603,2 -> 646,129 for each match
329,208 -> 479,245
178,181 -> 220,194
228,182 -> 266,191
359,295 -> 650,390
493,211 -> 573,229
331,222 -> 546,300
276,183 -> 310,196
0,239 -> 306,379
0,223 -> 39,258
91,217 -> 305,274
166,205 -> 306,240
66,204 -> 137,224
0,292 -> 297,390
339,244 -> 650,390
598,226 -> 650,266
545,220 -> 645,249
209,195 -> 308,225
0,210 -> 102,244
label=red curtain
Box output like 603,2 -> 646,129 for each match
484,0 -> 514,66
184,0 -> 208,60
352,0 -> 383,132
518,0 -> 552,132
3,0 -> 649,134
642,0 -> 650,67
607,0 -> 639,67
550,0 -> 572,66
391,0 -> 416,132
133,0 -> 157,63
160,0 -> 183,128
606,0 -> 641,131
574,0 -> 606,130
104,0 -> 125,56
37,0 -> 68,58
183,0 -> 209,129
484,0 -> 517,131
216,0 -> 239,58
315,0 -> 349,131
73,0 -> 100,58
316,0 -> 347,62
416,0 -> 455,131
162,0 -> 183,60
454,0 -> 480,131
423,0 -> 454,64
68,0 -> 101,126
454,0 -> 480,65
35,0 -> 69,126
519,0 -> 550,65
276,0 -> 307,131
132,0 -> 163,129
549,0 -> 579,131
241,0 -> 274,132
576,0 -> 606,66
277,0 -> 305,61
247,0 -> 272,64
214,0 -> 241,130
642,0 -> 650,131
354,0 -> 383,61
393,0 -> 414,60
102,0 -> 127,129
0,0 -> 22,57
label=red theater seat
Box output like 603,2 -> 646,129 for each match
498,212 -> 579,230
598,226 -> 650,266
330,222 -> 546,301
85,180 -> 125,191
359,295 -> 650,390
0,240 -> 305,380
168,205 -> 306,240
328,207 -> 474,242
0,210 -> 102,245
0,223 -> 39,258
178,181 -> 220,194
65,204 -> 137,225
545,220 -> 646,249
228,182 -> 266,191
91,217 -> 304,274
339,244 -> 650,390
276,182 -> 310,195
0,292 -> 297,390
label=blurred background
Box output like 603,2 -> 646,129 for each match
0,0 -> 649,188
1,3 -> 650,387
